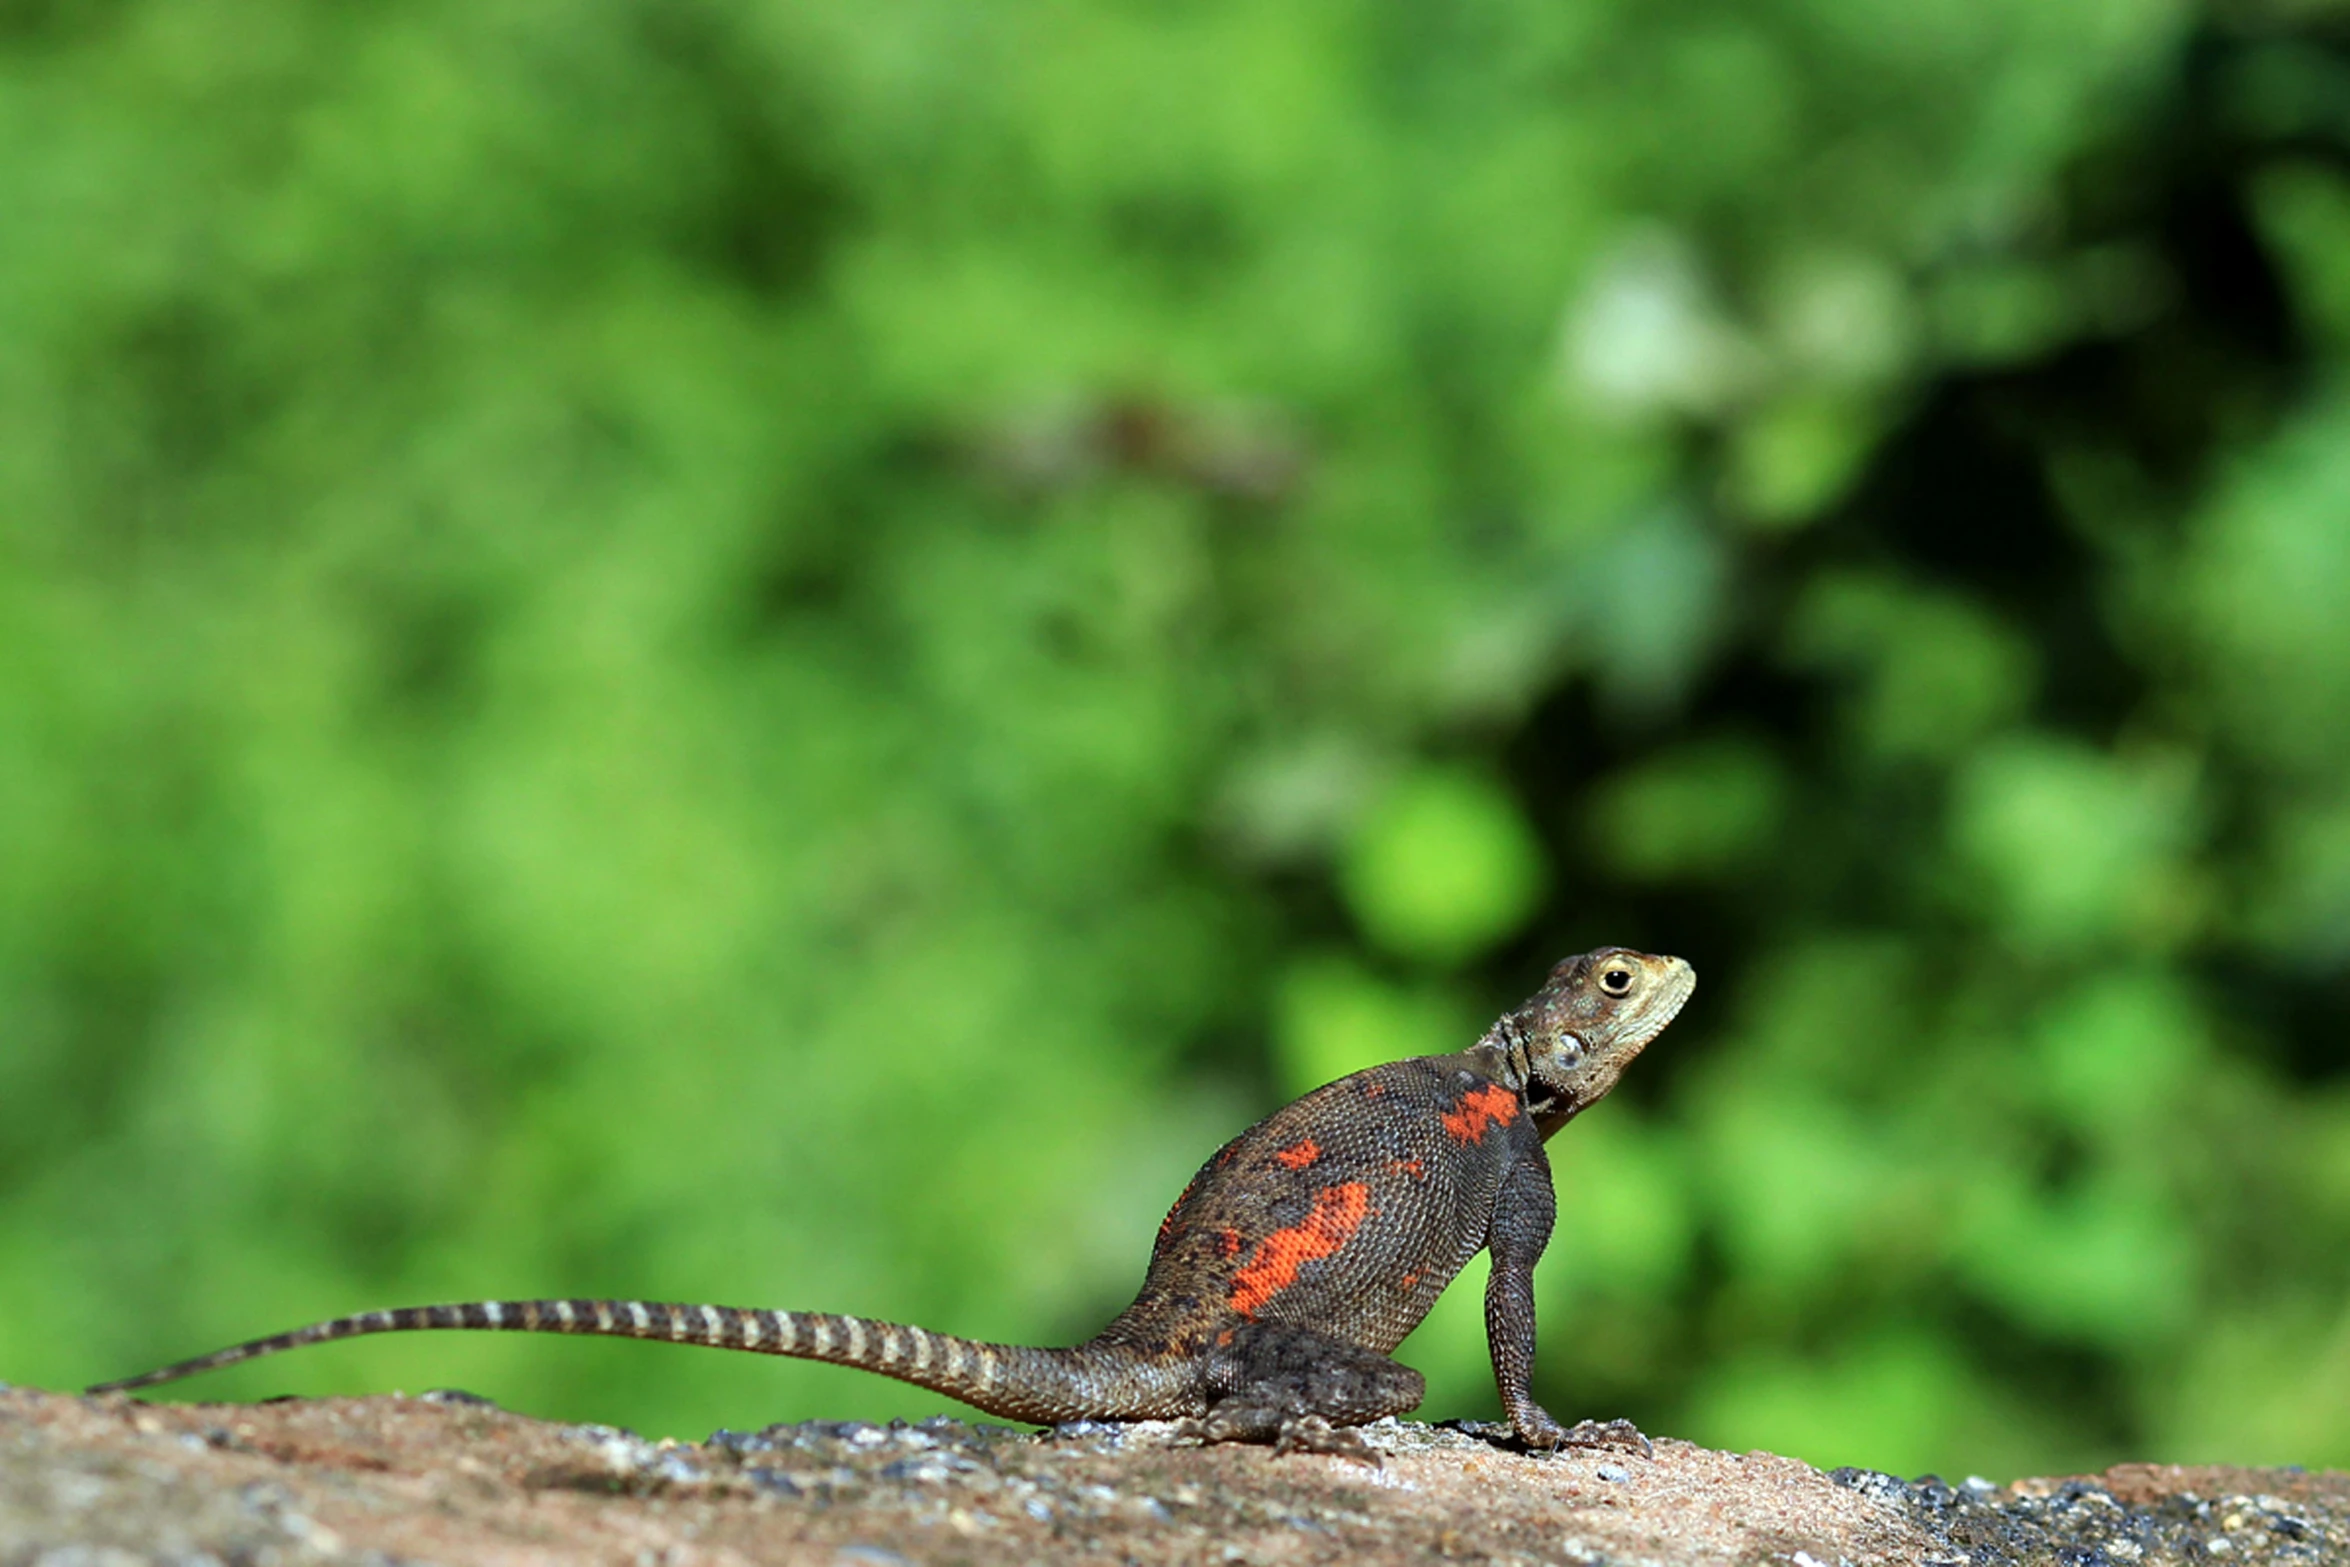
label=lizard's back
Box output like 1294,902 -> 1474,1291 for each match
1099,1052 -> 1523,1359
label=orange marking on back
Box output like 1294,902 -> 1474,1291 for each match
1216,1227 -> 1243,1260
1227,1183 -> 1371,1317
1390,1157 -> 1425,1180
1399,1271 -> 1421,1292
1361,1080 -> 1387,1098
1441,1083 -> 1519,1144
1273,1138 -> 1321,1170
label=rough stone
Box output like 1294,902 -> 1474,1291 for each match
0,1387 -> 2340,1565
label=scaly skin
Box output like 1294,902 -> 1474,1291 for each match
90,948 -> 1695,1457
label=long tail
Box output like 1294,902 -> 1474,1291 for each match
86,1299 -> 1193,1424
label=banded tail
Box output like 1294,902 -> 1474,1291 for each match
86,1299 -> 1193,1424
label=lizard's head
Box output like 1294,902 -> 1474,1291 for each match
1500,947 -> 1695,1136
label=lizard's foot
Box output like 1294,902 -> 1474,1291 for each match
1173,1409 -> 1382,1466
1272,1414 -> 1380,1467
1498,1405 -> 1656,1459
1553,1417 -> 1654,1459
1182,1324 -> 1419,1463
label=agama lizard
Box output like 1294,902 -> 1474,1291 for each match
91,947 -> 1694,1458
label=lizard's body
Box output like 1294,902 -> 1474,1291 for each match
91,948 -> 1694,1454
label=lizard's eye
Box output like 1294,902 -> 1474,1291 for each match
1600,967 -> 1635,997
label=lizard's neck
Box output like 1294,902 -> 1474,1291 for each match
1466,1014 -> 1535,1095
1466,1012 -> 1575,1130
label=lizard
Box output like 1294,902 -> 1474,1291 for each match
89,946 -> 1694,1459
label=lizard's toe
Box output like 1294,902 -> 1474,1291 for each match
1176,1408 -> 1275,1447
1272,1415 -> 1381,1466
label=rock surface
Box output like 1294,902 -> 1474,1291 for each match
1,1384 -> 2343,1565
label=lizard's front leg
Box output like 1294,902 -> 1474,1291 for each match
1486,1151 -> 1652,1457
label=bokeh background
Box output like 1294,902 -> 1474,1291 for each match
7,0 -> 2350,1484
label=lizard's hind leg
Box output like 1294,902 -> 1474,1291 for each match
1180,1324 -> 1424,1462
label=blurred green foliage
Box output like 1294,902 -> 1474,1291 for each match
4,0 -> 2350,1483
